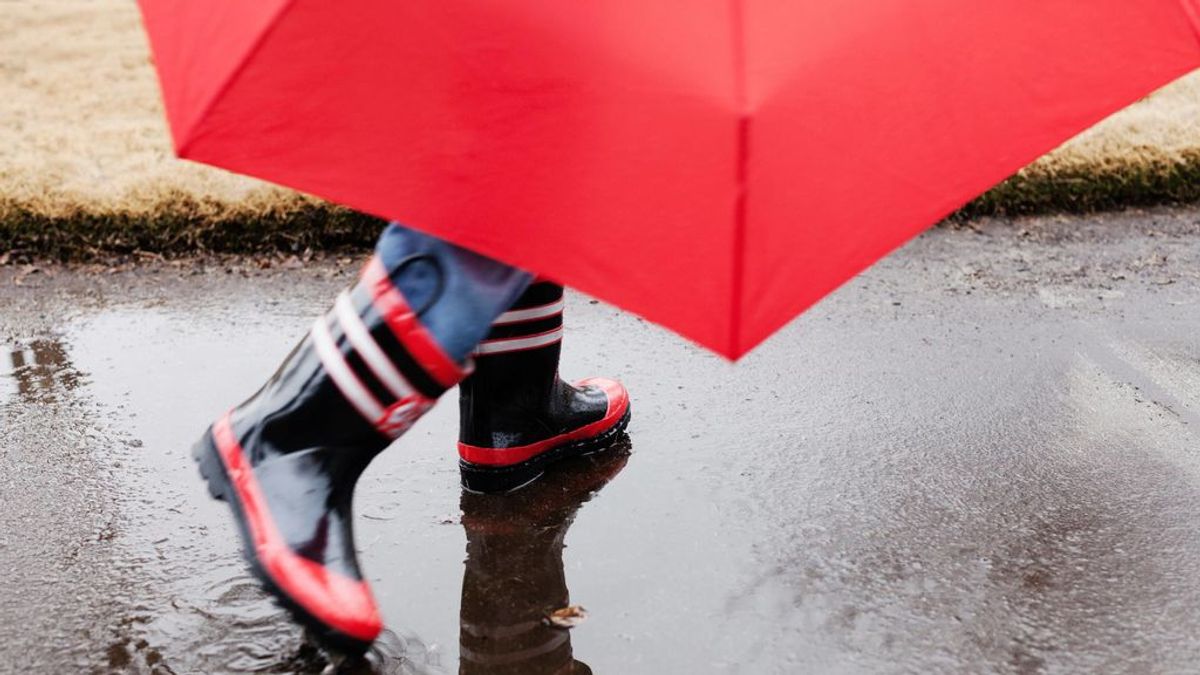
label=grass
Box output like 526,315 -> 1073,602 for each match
2,1 -> 1199,258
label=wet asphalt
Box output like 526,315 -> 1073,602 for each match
7,208 -> 1200,673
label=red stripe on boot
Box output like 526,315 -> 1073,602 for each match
360,256 -> 470,388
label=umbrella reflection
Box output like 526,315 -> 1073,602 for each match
458,441 -> 631,675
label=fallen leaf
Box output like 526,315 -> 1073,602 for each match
545,605 -> 588,629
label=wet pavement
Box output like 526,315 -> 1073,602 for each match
8,208 -> 1200,673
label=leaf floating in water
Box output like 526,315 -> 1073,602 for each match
545,605 -> 588,629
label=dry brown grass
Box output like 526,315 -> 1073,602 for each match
1,1 -> 1198,256
0,0 -> 301,216
0,0 -> 385,257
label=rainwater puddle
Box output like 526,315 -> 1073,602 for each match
60,289 -> 770,674
36,249 -> 1200,673
11,219 -> 1200,672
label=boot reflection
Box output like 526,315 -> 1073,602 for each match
458,441 -> 631,675
8,338 -> 79,404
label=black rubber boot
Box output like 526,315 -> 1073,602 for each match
458,282 -> 631,493
191,225 -> 531,655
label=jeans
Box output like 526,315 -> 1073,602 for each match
374,223 -> 533,363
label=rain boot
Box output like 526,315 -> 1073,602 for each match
191,224 -> 531,655
457,281 -> 631,493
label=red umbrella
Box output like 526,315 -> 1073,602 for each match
138,1 -> 1200,358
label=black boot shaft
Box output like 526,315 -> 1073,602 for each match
457,282 -> 630,492
243,279 -> 457,458
459,282 -> 590,447
214,287 -> 451,589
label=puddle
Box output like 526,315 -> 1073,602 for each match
12,242 -> 1200,671
60,292 -> 768,674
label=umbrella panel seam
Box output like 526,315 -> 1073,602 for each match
729,0 -> 749,357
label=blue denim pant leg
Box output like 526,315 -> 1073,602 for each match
374,223 -> 533,363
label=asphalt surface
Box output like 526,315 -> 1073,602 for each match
7,208 -> 1200,673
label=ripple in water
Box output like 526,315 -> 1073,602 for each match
116,569 -> 443,674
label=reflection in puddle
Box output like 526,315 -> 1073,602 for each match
160,444 -> 633,674
112,570 -> 443,674
459,442 -> 631,675
5,338 -> 80,404
169,444 -> 632,675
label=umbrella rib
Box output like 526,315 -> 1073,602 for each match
729,0 -> 749,358
176,0 -> 299,157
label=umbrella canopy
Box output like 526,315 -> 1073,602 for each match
138,1 -> 1200,359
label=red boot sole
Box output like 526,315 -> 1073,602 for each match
458,405 -> 632,494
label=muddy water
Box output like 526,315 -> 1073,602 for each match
8,211 -> 1200,672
